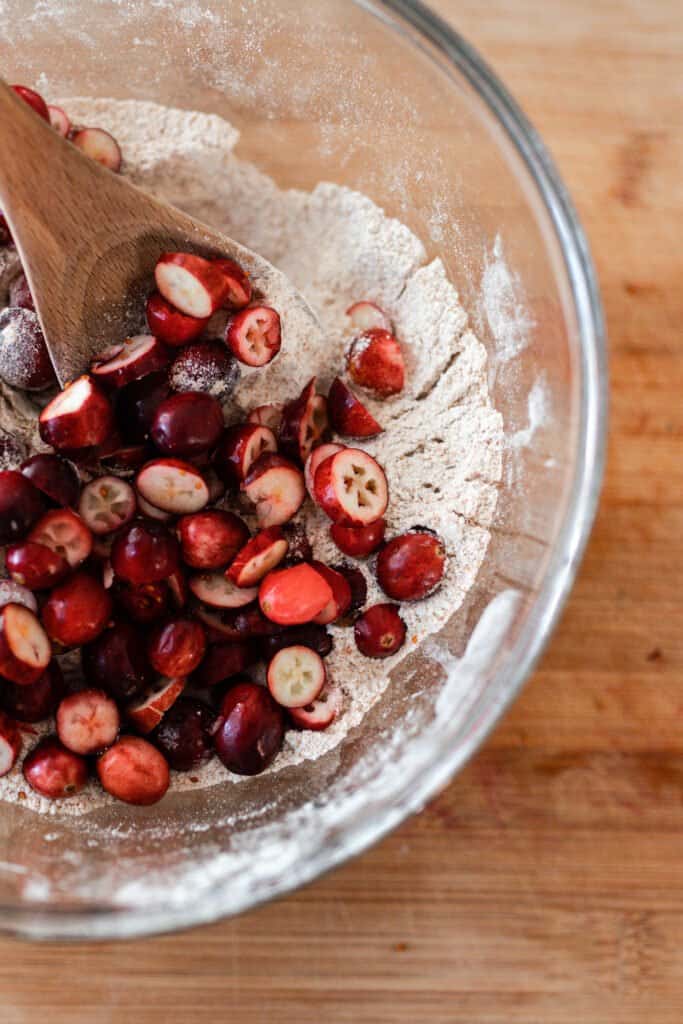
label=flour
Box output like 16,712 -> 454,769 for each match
0,99 -> 504,815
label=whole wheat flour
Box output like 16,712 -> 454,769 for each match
0,99 -> 503,815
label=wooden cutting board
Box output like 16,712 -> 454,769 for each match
3,2 -> 681,1020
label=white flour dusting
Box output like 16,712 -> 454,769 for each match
0,99 -> 504,815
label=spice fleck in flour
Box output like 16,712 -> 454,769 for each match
0,100 -> 503,814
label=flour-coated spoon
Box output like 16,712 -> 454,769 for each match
0,78 -> 322,387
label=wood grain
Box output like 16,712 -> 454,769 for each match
2,1 -> 682,1021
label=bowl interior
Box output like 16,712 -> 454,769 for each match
0,0 -> 604,938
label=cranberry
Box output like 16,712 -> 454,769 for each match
11,84 -> 50,122
39,376 -> 114,452
0,469 -> 46,543
81,621 -> 152,703
331,563 -> 368,614
376,531 -> 446,601
347,328 -> 405,396
169,339 -> 240,401
97,736 -> 169,806
23,736 -> 89,799
259,563 -> 333,626
111,520 -> 180,585
354,603 -> 406,658
146,290 -> 209,346
9,271 -> 34,310
115,370 -> 170,444
330,519 -> 386,558
151,697 -> 216,771
112,580 -> 169,623
56,689 -> 120,756
192,641 -> 251,689
0,661 -> 64,723
147,617 -> 206,678
309,562 -> 352,624
0,710 -> 21,777
214,682 -> 285,775
20,453 -> 80,508
6,540 -> 69,590
327,377 -> 382,438
151,392 -> 224,459
260,624 -> 333,661
177,509 -> 249,570
42,571 -> 113,647
213,423 -> 277,487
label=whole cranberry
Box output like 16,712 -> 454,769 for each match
0,661 -> 64,723
0,307 -> 55,390
330,519 -> 386,558
152,697 -> 217,771
169,339 -> 240,401
111,520 -> 180,585
115,370 -> 170,444
97,736 -> 169,806
11,84 -> 50,122
147,617 -> 206,678
354,603 -> 406,658
177,509 -> 249,570
214,682 -> 285,775
192,642 -> 251,689
42,571 -> 113,647
151,392 -> 224,460
112,580 -> 169,623
82,621 -> 152,703
376,531 -> 446,601
0,469 -> 46,543
23,736 -> 88,799
20,453 -> 80,508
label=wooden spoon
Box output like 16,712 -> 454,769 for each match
0,79 -> 321,387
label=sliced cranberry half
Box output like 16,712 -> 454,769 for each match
267,645 -> 326,708
289,683 -> 342,731
56,689 -> 120,756
213,423 -> 277,487
259,563 -> 333,626
155,252 -> 228,318
0,603 -> 51,685
227,527 -> 289,588
279,377 -> 328,463
79,475 -> 137,535
136,459 -> 209,515
305,443 -> 344,500
243,453 -> 306,528
327,377 -> 383,439
226,305 -> 281,367
313,448 -> 388,526
39,375 -> 114,453
72,127 -> 122,171
48,104 -> 71,137
212,257 -> 252,309
29,508 -> 93,567
127,677 -> 186,735
90,334 -> 169,389
189,573 -> 258,609
0,711 -> 22,776
347,328 -> 405,396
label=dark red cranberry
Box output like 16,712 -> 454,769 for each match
177,509 -> 249,570
115,370 -> 170,444
376,531 -> 446,601
354,603 -> 406,658
0,307 -> 55,390
20,453 -> 80,508
261,623 -> 333,661
0,661 -> 64,723
330,519 -> 386,558
0,469 -> 46,543
192,642 -> 251,689
332,563 -> 368,614
41,571 -> 113,647
6,540 -> 69,590
81,620 -> 152,702
169,339 -> 240,402
151,392 -> 224,459
213,682 -> 285,775
151,697 -> 217,771
23,736 -> 89,799
113,580 -> 169,623
147,617 -> 206,678
9,271 -> 34,310
111,520 -> 180,585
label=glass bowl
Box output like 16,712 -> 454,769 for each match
0,0 -> 606,940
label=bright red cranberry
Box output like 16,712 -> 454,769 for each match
347,328 -> 405,396
151,392 -> 224,459
261,623 -> 333,662
97,736 -> 169,806
42,572 -> 113,647
177,509 -> 249,569
226,305 -> 281,367
23,736 -> 89,799
112,580 -> 169,623
81,621 -> 152,702
376,531 -> 446,601
39,376 -> 114,453
146,290 -> 209,346
111,520 -> 180,585
56,689 -> 120,756
279,377 -> 328,464
115,370 -> 170,444
354,603 -> 406,658
327,377 -> 382,438
0,469 -> 46,543
309,562 -> 352,625
0,661 -> 64,723
0,710 -> 21,777
192,642 -> 251,689
330,519 -> 386,558
20,453 -> 80,508
169,339 -> 240,401
313,448 -> 388,526
214,682 -> 285,775
147,618 -> 206,678
6,540 -> 69,590
11,84 -> 50,122
259,564 -> 333,626
151,697 -> 217,771
9,271 -> 34,310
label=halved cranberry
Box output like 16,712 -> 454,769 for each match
81,621 -> 152,703
313,448 -> 388,526
212,257 -> 252,309
151,392 -> 224,459
97,736 -> 169,806
146,291 -> 209,347
0,661 -> 64,723
136,458 -> 209,515
127,677 -> 186,734
347,328 -> 405,396
309,562 -> 352,625
21,453 -> 80,508
247,404 -> 283,432
0,710 -> 22,776
169,339 -> 240,402
192,641 -> 251,689
147,618 -> 206,678
327,377 -> 382,438
214,682 -> 285,775
111,520 -> 180,585
0,307 -> 55,391
213,423 -> 277,487
354,603 -> 406,658
189,573 -> 258,609
42,572 -> 112,648
6,540 -> 69,590
289,683 -> 342,731
155,252 -> 228,318
48,104 -> 71,137
330,519 -> 386,557
23,736 -> 88,799
0,580 -> 37,614
56,689 -> 120,756
305,443 -> 344,499
90,334 -> 170,389
112,580 -> 169,623
279,378 -> 328,464
227,527 -> 289,588
259,563 -> 333,626
243,453 -> 305,528
151,697 -> 217,771
178,509 -> 249,570
72,127 -> 122,171
11,84 -> 50,122
39,376 -> 114,453
267,645 -> 326,708
115,370 -> 170,444
226,306 -> 281,367
79,475 -> 137,535
346,300 -> 392,332
28,508 -> 93,568
0,469 -> 46,543
0,603 -> 51,685
376,530 -> 446,601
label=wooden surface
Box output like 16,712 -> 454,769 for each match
3,1 -> 682,1020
